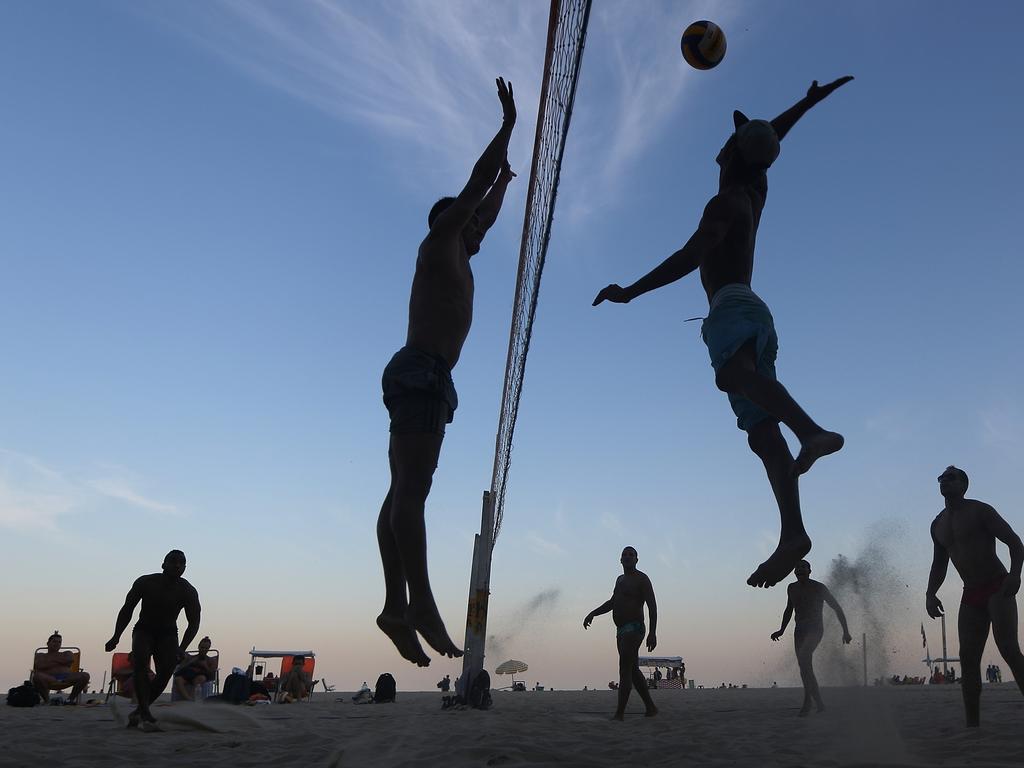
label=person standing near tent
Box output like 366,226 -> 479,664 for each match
926,465 -> 1024,727
105,550 -> 201,729
376,77 -> 517,666
593,77 -> 853,588
770,559 -> 851,716
583,546 -> 658,720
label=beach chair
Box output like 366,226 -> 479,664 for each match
104,653 -> 154,703
170,648 -> 220,701
30,646 -> 84,702
277,655 -> 316,703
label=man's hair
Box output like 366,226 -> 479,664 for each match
797,560 -> 811,570
48,630 -> 61,642
947,466 -> 969,490
428,196 -> 456,229
165,549 -> 186,562
623,546 -> 638,556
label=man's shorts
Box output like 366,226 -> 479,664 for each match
701,283 -> 779,432
382,346 -> 459,436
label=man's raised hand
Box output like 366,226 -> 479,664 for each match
593,284 -> 631,306
497,77 -> 516,125
807,76 -> 854,104
498,159 -> 517,183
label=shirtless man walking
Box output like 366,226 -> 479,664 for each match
105,550 -> 201,729
926,466 -> 1024,727
594,77 -> 853,588
770,559 -> 851,715
377,78 -> 517,666
583,547 -> 658,720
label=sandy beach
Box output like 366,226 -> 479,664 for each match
3,685 -> 1022,768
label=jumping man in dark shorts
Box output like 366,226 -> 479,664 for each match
377,78 -> 517,666
105,550 -> 200,729
594,77 -> 854,588
583,547 -> 658,720
770,560 -> 851,716
926,466 -> 1024,726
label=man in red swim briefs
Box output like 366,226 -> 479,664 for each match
926,466 -> 1024,726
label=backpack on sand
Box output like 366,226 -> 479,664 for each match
7,682 -> 40,708
373,673 -> 396,703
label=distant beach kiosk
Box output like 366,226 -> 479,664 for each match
638,656 -> 685,689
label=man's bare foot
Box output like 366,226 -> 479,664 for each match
816,703 -> 825,713
645,705 -> 659,717
747,533 -> 811,588
406,604 -> 464,659
793,431 -> 844,477
377,611 -> 431,667
798,705 -> 811,717
139,719 -> 162,732
612,712 -> 625,721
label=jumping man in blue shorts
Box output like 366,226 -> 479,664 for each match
594,77 -> 853,588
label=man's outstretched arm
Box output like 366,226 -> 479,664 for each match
770,592 -> 794,640
644,576 -> 658,652
925,523 -> 950,618
823,588 -> 852,643
429,78 -> 516,241
593,195 -> 732,306
770,76 -> 854,142
583,597 -> 614,628
476,161 -> 516,237
105,579 -> 144,651
983,504 -> 1024,597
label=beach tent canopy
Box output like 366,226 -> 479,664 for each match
250,649 -> 316,658
638,656 -> 683,667
495,660 -> 528,675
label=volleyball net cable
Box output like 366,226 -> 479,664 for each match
488,0 -> 593,548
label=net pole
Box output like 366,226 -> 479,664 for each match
457,0 -> 593,701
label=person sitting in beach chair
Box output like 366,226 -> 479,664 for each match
276,655 -> 314,703
172,636 -> 218,701
32,631 -> 90,704
106,652 -> 154,703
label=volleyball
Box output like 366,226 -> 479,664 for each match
681,20 -> 727,70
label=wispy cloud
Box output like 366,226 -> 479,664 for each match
527,530 -> 566,556
89,477 -> 180,515
158,0 -> 733,209
0,450 -> 179,531
978,402 -> 1021,445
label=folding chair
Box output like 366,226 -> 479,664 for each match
31,646 -> 85,702
170,649 -> 220,701
277,655 -> 317,703
104,653 -> 154,703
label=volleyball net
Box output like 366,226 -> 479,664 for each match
459,0 -> 593,698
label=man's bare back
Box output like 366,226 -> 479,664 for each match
407,228 -> 476,369
931,501 -> 1011,589
612,570 -> 654,627
698,186 -> 764,303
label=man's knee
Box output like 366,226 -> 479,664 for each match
392,469 -> 434,501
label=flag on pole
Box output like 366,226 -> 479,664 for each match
921,622 -> 927,648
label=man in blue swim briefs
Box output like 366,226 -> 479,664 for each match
377,78 -> 517,666
593,77 -> 853,588
32,630 -> 90,704
105,550 -> 201,730
926,466 -> 1024,727
584,547 -> 658,720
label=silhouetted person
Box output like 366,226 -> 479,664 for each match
105,550 -> 200,729
771,559 -> 851,716
278,656 -> 312,702
583,547 -> 658,720
377,78 -> 517,667
593,77 -> 854,588
32,630 -> 90,704
436,674 -> 451,692
926,465 -> 1024,727
172,635 -> 216,701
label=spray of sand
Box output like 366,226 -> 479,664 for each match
816,520 -> 913,686
487,588 -> 561,661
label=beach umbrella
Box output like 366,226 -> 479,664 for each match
495,660 -> 528,675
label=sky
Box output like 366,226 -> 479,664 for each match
2,0 -> 1023,693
